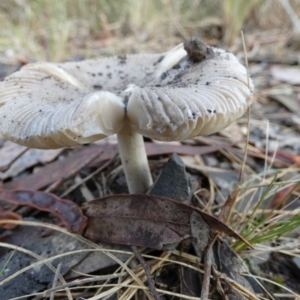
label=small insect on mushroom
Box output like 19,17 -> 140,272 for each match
0,39 -> 254,194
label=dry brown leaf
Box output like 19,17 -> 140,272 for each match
0,141 -> 63,179
83,194 -> 252,250
3,145 -> 105,190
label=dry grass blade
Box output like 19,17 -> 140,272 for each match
50,262 -> 62,300
44,273 -> 128,294
0,219 -> 263,299
243,273 -> 300,298
0,220 -> 152,297
224,31 -> 252,225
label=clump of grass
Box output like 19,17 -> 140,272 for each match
232,170 -> 300,252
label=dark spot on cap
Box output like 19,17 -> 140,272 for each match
207,109 -> 212,113
160,72 -> 167,80
118,55 -> 127,64
205,82 -> 211,86
172,64 -> 181,69
93,83 -> 103,90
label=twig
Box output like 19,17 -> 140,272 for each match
131,246 -> 160,300
200,233 -> 218,300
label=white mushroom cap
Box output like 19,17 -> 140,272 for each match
126,41 -> 254,141
0,40 -> 253,148
0,53 -> 168,148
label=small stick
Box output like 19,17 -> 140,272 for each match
131,246 -> 160,300
200,233 -> 218,300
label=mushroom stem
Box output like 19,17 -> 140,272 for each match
117,123 -> 153,194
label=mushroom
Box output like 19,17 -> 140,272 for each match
0,39 -> 254,194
